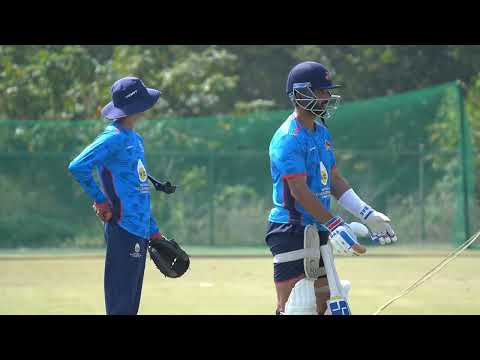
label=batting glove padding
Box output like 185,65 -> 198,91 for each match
325,216 -> 365,256
338,189 -> 397,246
360,206 -> 397,245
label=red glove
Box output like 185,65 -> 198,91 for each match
93,201 -> 112,222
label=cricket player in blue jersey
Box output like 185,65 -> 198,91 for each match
266,62 -> 397,315
68,77 -> 165,315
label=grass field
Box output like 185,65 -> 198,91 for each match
1,247 -> 479,315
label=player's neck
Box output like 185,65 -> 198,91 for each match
295,110 -> 316,131
117,117 -> 136,130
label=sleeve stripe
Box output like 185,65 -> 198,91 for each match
282,173 -> 307,180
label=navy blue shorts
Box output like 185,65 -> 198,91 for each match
265,222 -> 329,283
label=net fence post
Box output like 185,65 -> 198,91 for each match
418,143 -> 426,245
458,80 -> 470,242
208,150 -> 215,246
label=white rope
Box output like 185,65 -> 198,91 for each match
373,230 -> 480,315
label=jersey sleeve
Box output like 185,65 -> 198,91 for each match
271,135 -> 306,179
149,216 -> 161,239
324,128 -> 336,170
68,131 -> 122,204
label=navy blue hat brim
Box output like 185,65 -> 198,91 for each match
101,88 -> 161,120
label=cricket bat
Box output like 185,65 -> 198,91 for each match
320,242 -> 352,315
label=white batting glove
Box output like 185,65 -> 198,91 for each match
360,206 -> 397,245
325,216 -> 366,256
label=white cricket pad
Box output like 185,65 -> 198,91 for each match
284,278 -> 318,315
340,279 -> 351,296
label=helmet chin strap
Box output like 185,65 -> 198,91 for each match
318,115 -> 327,126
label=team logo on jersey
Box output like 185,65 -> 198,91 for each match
325,140 -> 332,150
137,159 -> 147,182
320,161 -> 328,186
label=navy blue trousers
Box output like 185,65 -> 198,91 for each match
103,221 -> 148,315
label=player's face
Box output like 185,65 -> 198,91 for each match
293,85 -> 340,120
314,89 -> 332,99
122,112 -> 144,128
130,112 -> 145,123
312,89 -> 332,113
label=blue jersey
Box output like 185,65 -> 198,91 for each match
268,113 -> 336,231
68,122 -> 159,239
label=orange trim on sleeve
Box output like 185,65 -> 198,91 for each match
282,173 -> 307,180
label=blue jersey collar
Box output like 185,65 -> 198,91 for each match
292,112 -> 318,134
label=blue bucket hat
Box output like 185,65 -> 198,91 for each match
101,77 -> 162,120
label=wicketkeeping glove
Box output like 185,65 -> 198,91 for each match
148,234 -> 190,278
359,206 -> 397,245
325,216 -> 366,256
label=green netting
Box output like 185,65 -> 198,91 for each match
0,81 -> 477,249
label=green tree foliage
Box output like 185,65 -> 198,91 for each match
2,45 -> 480,120
0,46 -> 115,120
1,45 -> 480,248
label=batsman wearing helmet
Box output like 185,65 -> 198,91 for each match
68,77 -> 188,315
266,62 -> 397,315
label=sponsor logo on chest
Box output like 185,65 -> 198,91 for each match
137,159 -> 147,182
320,161 -> 328,186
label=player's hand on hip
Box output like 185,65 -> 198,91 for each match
360,207 -> 397,245
325,216 -> 366,256
93,201 -> 113,222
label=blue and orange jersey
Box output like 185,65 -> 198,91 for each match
268,112 -> 336,231
68,122 -> 159,239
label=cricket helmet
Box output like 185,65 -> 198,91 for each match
286,61 -> 342,120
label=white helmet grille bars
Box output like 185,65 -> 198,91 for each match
289,82 -> 341,120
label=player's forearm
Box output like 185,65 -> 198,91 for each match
331,168 -> 372,219
331,170 -> 351,200
289,185 -> 334,224
149,215 -> 161,239
68,161 -> 107,204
